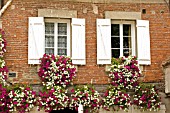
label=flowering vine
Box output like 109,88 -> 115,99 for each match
0,29 -> 8,86
0,29 -> 7,57
0,84 -> 8,113
0,59 -> 8,85
38,54 -> 76,89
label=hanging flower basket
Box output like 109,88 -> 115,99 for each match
6,85 -> 36,113
109,56 -> 141,89
37,86 -> 70,112
102,86 -> 131,112
38,54 -> 76,89
70,85 -> 101,113
133,84 -> 161,111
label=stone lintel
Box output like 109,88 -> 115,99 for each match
105,11 -> 141,20
38,9 -> 77,18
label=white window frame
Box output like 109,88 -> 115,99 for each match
45,19 -> 71,56
111,20 -> 136,57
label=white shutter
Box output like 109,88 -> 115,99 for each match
137,20 -> 151,65
164,68 -> 170,94
28,17 -> 45,64
72,18 -> 86,65
97,19 -> 111,64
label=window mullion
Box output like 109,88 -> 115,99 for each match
67,22 -> 70,56
55,23 -> 58,55
120,24 -> 123,57
131,23 -> 136,56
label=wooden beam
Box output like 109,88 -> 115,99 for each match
0,0 -> 12,17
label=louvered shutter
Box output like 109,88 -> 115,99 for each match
97,19 -> 111,64
137,20 -> 151,65
72,18 -> 86,65
28,17 -> 45,64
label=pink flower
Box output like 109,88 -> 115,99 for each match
71,89 -> 75,93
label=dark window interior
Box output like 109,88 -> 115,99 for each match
0,0 -> 3,9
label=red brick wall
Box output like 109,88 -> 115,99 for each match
2,0 -> 170,84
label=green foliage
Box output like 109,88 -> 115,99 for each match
111,57 -> 121,65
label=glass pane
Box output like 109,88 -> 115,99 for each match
112,49 -> 120,58
45,48 -> 54,55
45,23 -> 54,34
123,49 -> 132,57
45,36 -> 54,47
58,49 -> 67,55
111,24 -> 119,36
123,37 -> 131,48
58,36 -> 67,47
123,24 -> 131,36
58,23 -> 67,35
111,37 -> 120,48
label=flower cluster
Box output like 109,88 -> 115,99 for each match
0,84 -> 8,112
0,85 -> 37,113
133,84 -> 161,111
0,29 -> 7,58
70,85 -> 101,113
38,54 -> 76,89
0,59 -> 8,85
37,86 -> 69,112
102,86 -> 131,112
0,28 -> 162,113
0,29 -> 8,86
109,56 -> 140,89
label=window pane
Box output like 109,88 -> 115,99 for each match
45,36 -> 54,47
58,49 -> 67,55
111,24 -> 119,36
123,37 -> 131,48
58,23 -> 67,35
58,36 -> 67,47
123,24 -> 131,36
45,23 -> 54,34
45,48 -> 54,55
45,23 -> 55,55
111,37 -> 120,48
112,49 -> 120,58
123,49 -> 132,57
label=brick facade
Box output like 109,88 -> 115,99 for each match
1,0 -> 170,113
1,0 -> 170,85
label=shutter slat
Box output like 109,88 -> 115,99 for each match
28,17 -> 45,64
72,18 -> 86,65
137,20 -> 151,65
97,19 -> 111,64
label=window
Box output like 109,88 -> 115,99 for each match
111,21 -> 136,58
28,17 -> 86,65
97,19 -> 150,65
45,19 -> 70,56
